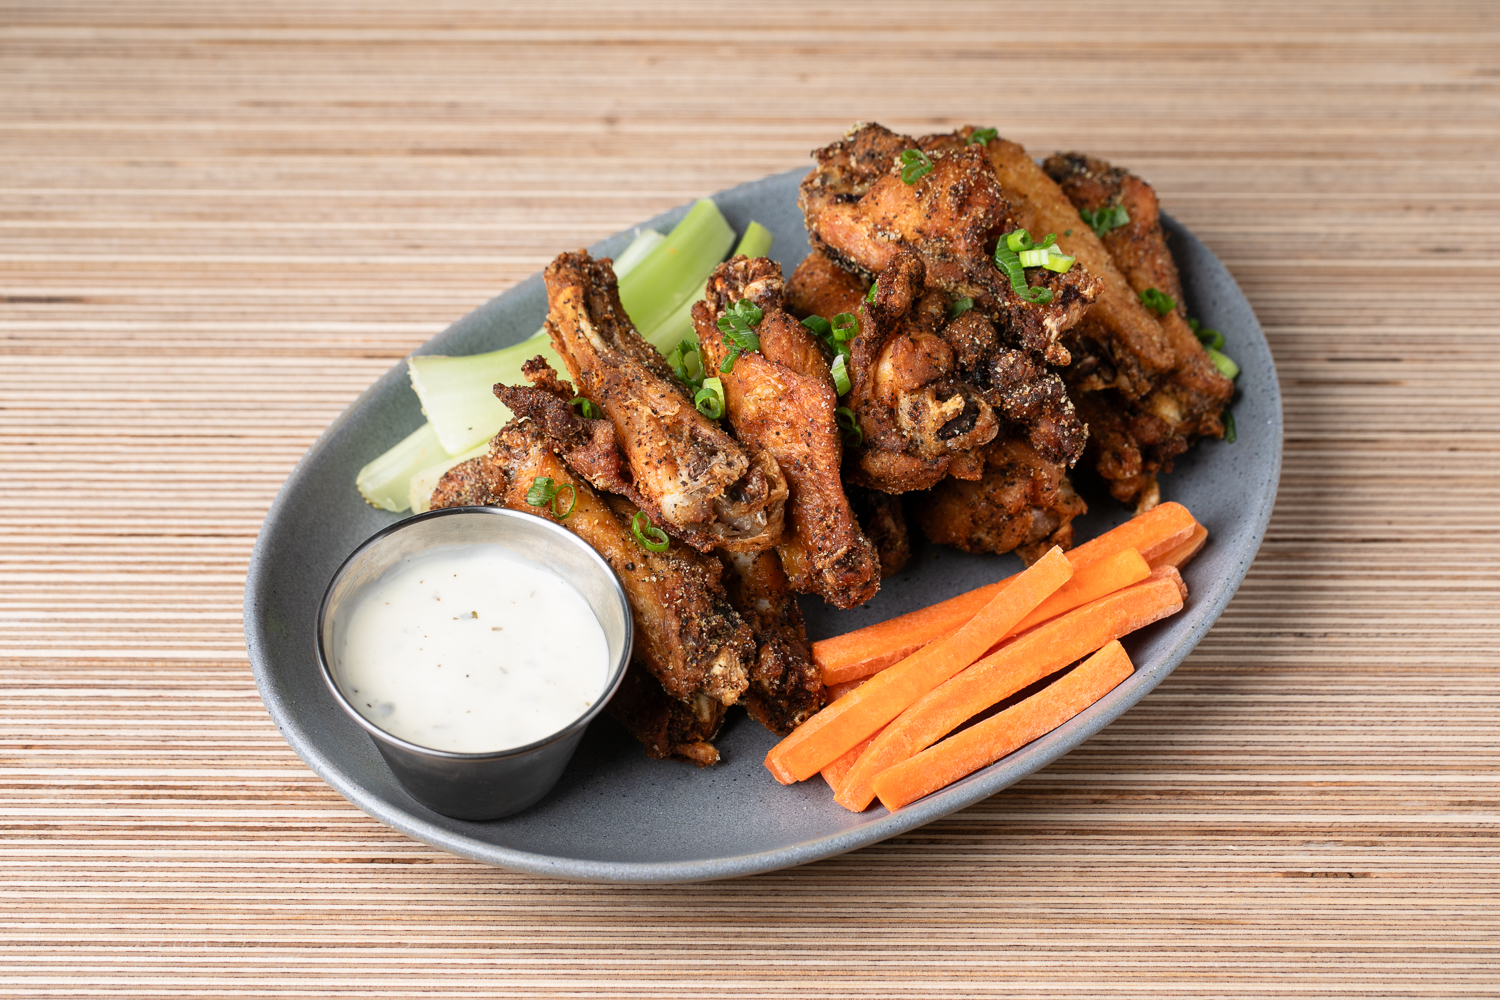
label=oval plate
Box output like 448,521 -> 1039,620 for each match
245,167 -> 1282,883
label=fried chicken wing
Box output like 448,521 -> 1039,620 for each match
1044,152 -> 1234,507
430,421 -> 755,711
848,486 -> 911,577
694,255 -> 882,610
541,250 -> 786,551
800,123 -> 1100,366
914,438 -> 1087,565
605,661 -> 724,767
719,549 -> 824,736
785,248 -> 868,322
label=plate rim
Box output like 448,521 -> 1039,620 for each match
246,167 -> 1282,883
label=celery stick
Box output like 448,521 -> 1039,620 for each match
408,440 -> 491,514
617,199 -> 735,337
356,421 -> 449,512
641,219 -> 775,354
611,228 -> 666,274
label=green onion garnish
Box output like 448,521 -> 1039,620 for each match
1139,287 -> 1176,316
831,312 -> 859,343
694,377 -> 726,419
801,315 -> 832,340
570,396 -> 602,419
1222,409 -> 1237,443
667,339 -> 703,391
948,296 -> 974,319
716,298 -> 763,373
525,476 -> 577,520
898,148 -> 934,184
994,229 -> 1057,304
835,406 -> 863,446
631,511 -> 670,552
830,354 -> 851,396
1205,347 -> 1240,380
967,127 -> 998,145
1079,203 -> 1130,238
866,283 -> 878,303
1188,318 -> 1225,351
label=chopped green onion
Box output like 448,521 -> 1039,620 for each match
830,354 -> 851,396
898,148 -> 934,184
866,283 -> 878,303
835,406 -> 864,446
1042,251 -> 1076,273
1222,409 -> 1237,444
570,396 -> 602,419
994,229 -> 1055,305
716,298 -> 763,373
831,312 -> 859,342
695,377 -> 726,419
667,339 -> 703,391
801,315 -> 833,340
1191,320 -> 1225,351
1139,287 -> 1176,316
552,484 -> 577,519
948,296 -> 974,319
525,476 -> 560,509
1205,346 -> 1240,380
1079,203 -> 1130,238
967,127 -> 998,145
631,511 -> 671,552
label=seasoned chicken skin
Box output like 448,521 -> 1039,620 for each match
914,438 -> 1087,566
720,549 -> 824,736
429,420 -> 755,711
541,250 -> 786,551
605,662 -> 725,768
693,255 -> 881,610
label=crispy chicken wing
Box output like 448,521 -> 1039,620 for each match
848,486 -> 911,578
719,549 -> 824,736
693,255 -> 881,610
605,662 -> 724,767
1044,152 -> 1234,507
430,421 -> 755,712
914,438 -> 1087,565
541,250 -> 786,551
785,248 -> 868,322
800,123 -> 1100,366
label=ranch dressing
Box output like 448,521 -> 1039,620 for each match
334,543 -> 609,753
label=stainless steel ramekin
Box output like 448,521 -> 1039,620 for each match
315,506 -> 633,820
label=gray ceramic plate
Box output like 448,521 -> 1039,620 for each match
246,167 -> 1281,883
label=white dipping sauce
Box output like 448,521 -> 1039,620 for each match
334,543 -> 610,754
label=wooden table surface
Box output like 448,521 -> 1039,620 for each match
5,2 -> 1499,996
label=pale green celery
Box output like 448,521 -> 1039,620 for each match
355,421 -> 448,511
617,199 -> 735,337
641,219 -> 775,354
407,440 -> 491,514
408,227 -> 666,455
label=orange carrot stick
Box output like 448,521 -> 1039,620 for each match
823,675 -> 872,702
814,502 -> 1198,685
765,547 -> 1074,784
872,641 -> 1136,811
821,732 -> 879,794
1151,522 -> 1208,570
813,585 -> 1006,685
821,623 -> 962,687
1066,501 -> 1198,571
834,572 -> 1184,810
1008,547 -> 1151,636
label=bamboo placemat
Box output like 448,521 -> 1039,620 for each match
4,2 -> 1499,996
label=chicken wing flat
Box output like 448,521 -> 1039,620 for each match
693,255 -> 881,610
800,122 -> 1100,366
1044,152 -> 1234,506
605,661 -> 724,767
720,549 -> 824,736
429,420 -> 755,712
914,438 -> 1087,565
542,250 -> 786,552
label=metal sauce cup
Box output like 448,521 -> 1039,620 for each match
315,506 -> 632,820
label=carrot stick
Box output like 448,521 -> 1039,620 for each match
814,502 -> 1198,685
1066,501 -> 1198,571
833,573 -> 1184,810
872,641 -> 1136,811
821,624 -> 961,686
823,675 -> 871,702
765,547 -> 1074,784
1008,547 -> 1151,636
813,585 -> 1006,685
1151,522 -> 1208,570
820,732 -> 879,794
